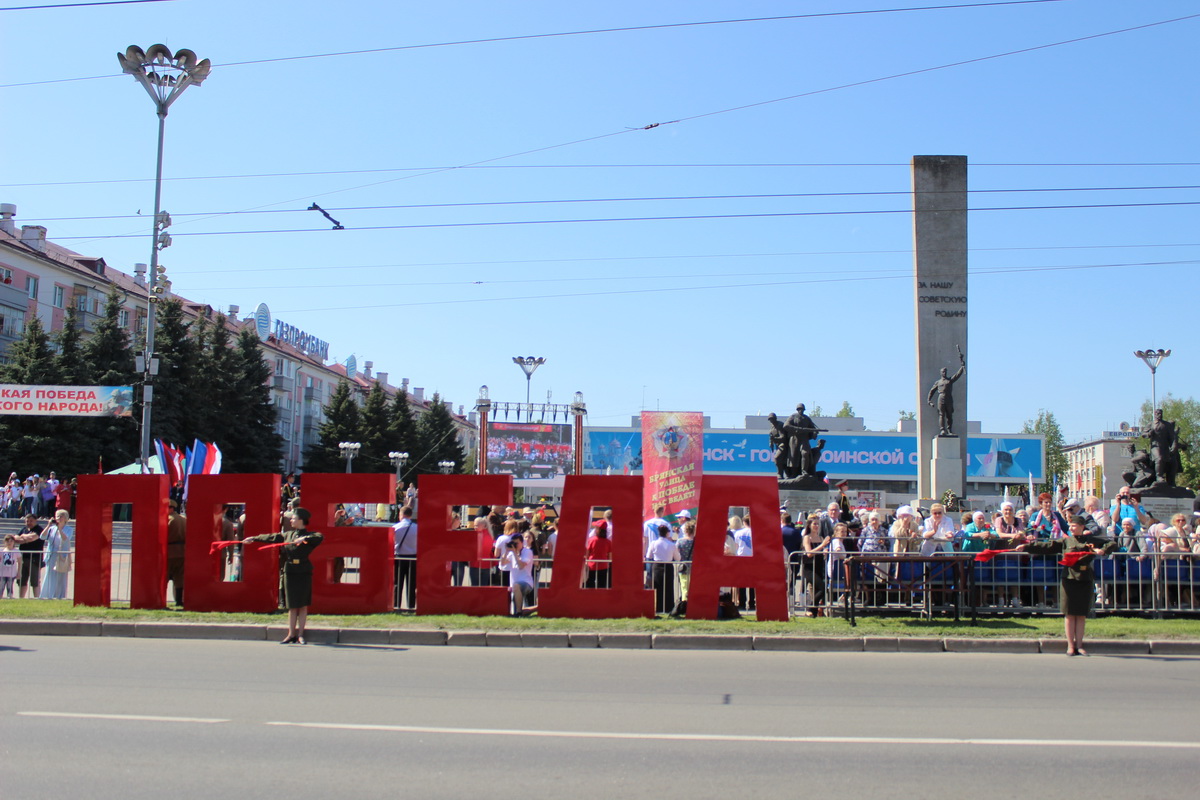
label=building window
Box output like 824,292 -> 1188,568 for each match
275,358 -> 284,375
52,286 -> 65,308
0,268 -> 12,283
25,276 -> 38,299
76,294 -> 88,312
118,309 -> 130,328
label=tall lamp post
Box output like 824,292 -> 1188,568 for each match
512,356 -> 545,422
388,451 -> 409,479
339,441 -> 361,473
438,460 -> 456,475
1134,349 -> 1171,413
570,390 -> 587,476
475,385 -> 492,475
118,45 -> 211,472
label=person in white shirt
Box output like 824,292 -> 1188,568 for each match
392,506 -> 418,610
920,503 -> 956,556
646,524 -> 680,614
500,538 -> 536,616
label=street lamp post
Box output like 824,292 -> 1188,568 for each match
475,385 -> 492,475
339,441 -> 361,473
570,390 -> 587,476
388,451 -> 410,479
1134,348 -> 1172,413
438,460 -> 456,475
512,356 -> 545,422
118,45 -> 211,472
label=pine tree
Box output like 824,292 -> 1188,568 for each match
1022,409 -> 1067,494
51,304 -> 94,476
0,317 -> 60,474
304,380 -> 361,472
192,312 -> 239,447
150,298 -> 198,449
386,388 -> 421,486
414,392 -> 465,477
224,328 -> 284,472
358,381 -> 392,473
81,287 -> 138,470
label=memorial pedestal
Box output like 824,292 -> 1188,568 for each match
929,436 -> 963,501
780,489 -> 832,518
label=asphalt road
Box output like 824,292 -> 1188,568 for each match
3,635 -> 1198,798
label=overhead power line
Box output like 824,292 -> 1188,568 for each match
0,0 -> 171,9
274,259 -> 1193,314
44,200 -> 1200,241
0,1 -> 1066,86
9,163 -> 1200,188
173,241 -> 1200,277
194,259 -> 1200,293
23,185 -> 1200,222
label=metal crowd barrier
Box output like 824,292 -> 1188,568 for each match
32,546 -> 1198,620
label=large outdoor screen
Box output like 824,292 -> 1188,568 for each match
486,422 -> 573,478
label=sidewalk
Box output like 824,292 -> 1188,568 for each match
3,618 -> 1199,654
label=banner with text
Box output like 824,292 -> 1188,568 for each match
640,411 -> 704,517
0,385 -> 133,417
590,430 -> 1044,482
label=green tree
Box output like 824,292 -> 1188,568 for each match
150,298 -> 198,448
51,304 -> 94,476
1022,409 -> 1067,494
305,380 -> 361,472
388,388 -> 422,484
898,410 -> 916,421
223,328 -> 284,472
355,381 -> 392,473
835,401 -> 855,418
193,313 -> 239,446
0,317 -> 60,474
414,392 -> 465,477
81,287 -> 138,470
1138,394 -> 1200,491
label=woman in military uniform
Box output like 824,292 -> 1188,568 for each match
1016,515 -> 1117,656
244,507 -> 323,645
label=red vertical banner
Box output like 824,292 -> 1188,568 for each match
183,474 -> 281,613
74,474 -> 169,608
539,475 -> 655,619
417,474 -> 511,616
686,476 -> 787,621
302,473 -> 397,615
641,411 -> 704,518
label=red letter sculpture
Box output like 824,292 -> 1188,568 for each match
417,474 -> 511,616
686,476 -> 787,621
184,474 -> 282,613
539,475 -> 655,619
74,474 -> 169,608
301,473 -> 397,615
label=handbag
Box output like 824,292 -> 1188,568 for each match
55,551 -> 71,573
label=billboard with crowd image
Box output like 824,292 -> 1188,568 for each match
486,422 -> 574,478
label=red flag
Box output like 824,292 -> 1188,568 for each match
1058,551 -> 1089,567
974,548 -> 1014,562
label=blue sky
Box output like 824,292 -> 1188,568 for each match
2,0 -> 1196,443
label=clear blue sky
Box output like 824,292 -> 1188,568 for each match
2,0 -> 1196,443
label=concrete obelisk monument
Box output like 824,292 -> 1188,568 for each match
913,155 -> 968,503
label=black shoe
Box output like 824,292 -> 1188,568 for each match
280,635 -> 298,644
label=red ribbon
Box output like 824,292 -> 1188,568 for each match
974,548 -> 1013,562
209,540 -> 239,555
1058,551 -> 1089,567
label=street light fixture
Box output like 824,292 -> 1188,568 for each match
438,460 -> 456,474
570,390 -> 587,476
339,441 -> 361,473
1134,348 -> 1172,413
118,44 -> 211,472
475,385 -> 492,475
512,356 -> 545,422
388,451 -> 410,477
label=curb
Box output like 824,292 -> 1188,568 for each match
1,619 -> 1197,655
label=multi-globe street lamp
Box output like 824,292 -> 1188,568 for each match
570,390 -> 587,476
388,451 -> 410,478
512,356 -> 545,422
438,460 -> 456,474
117,44 -> 211,473
339,441 -> 361,473
1134,348 -> 1171,413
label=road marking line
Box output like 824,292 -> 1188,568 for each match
19,712 -> 229,724
263,723 -> 1200,750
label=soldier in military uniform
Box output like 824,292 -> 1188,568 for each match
244,507 -> 323,644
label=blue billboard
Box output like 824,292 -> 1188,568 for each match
584,430 -> 1043,481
